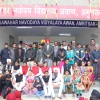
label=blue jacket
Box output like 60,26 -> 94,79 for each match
91,50 -> 100,63
75,48 -> 85,62
1,48 -> 10,65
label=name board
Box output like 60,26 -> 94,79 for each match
0,5 -> 100,20
0,19 -> 98,28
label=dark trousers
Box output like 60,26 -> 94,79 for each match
54,57 -> 58,63
91,89 -> 100,99
93,63 -> 98,80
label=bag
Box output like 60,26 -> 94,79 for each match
76,84 -> 85,90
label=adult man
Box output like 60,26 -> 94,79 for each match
62,41 -> 67,50
75,43 -> 85,66
43,38 -> 54,67
71,41 -> 76,50
15,44 -> 24,63
23,44 -> 28,61
53,41 -> 59,62
9,43 -> 16,65
51,68 -> 63,100
32,43 -> 38,58
26,44 -> 36,68
1,43 -> 10,65
88,39 -> 96,56
91,44 -> 100,80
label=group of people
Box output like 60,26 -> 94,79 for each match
0,38 -> 100,100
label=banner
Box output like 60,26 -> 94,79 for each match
0,5 -> 100,20
0,19 -> 98,28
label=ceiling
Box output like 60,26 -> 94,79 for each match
6,26 -> 89,36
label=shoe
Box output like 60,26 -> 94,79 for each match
44,96 -> 47,98
48,96 -> 51,98
52,97 -> 55,100
58,97 -> 62,99
76,94 -> 80,98
80,94 -> 82,97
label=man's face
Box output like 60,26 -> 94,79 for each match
91,40 -> 95,45
33,44 -> 36,48
78,44 -> 81,48
5,44 -> 8,48
25,45 -> 27,48
28,46 -> 31,49
45,72 -> 48,77
54,42 -> 57,46
63,42 -> 66,46
13,44 -> 16,48
46,41 -> 50,44
18,44 -> 22,48
7,62 -> 11,65
72,42 -> 75,46
95,46 -> 99,50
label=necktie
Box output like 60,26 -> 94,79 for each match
19,49 -> 21,57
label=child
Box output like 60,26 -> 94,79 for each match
63,59 -> 71,75
62,70 -> 72,96
34,77 -> 44,99
80,61 -> 87,74
84,49 -> 90,66
41,71 -> 52,98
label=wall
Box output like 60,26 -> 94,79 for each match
0,27 -> 18,50
75,28 -> 99,45
18,36 -> 75,44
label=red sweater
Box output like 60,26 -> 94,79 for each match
32,66 -> 40,75
41,66 -> 49,74
22,66 -> 29,75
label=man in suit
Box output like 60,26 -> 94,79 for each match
15,44 -> 24,64
43,38 -> 53,67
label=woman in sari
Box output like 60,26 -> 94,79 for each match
22,70 -> 37,95
80,61 -> 87,74
62,70 -> 72,96
73,62 -> 79,74
72,69 -> 84,98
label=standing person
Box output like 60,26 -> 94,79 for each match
66,45 -> 75,66
57,44 -> 66,73
15,44 -> 24,64
51,68 -> 63,100
9,43 -> 17,65
88,39 -> 96,57
32,43 -> 38,58
71,41 -> 76,50
36,44 -> 44,66
84,49 -> 90,66
23,44 -> 28,62
62,41 -> 67,50
43,38 -> 53,67
34,77 -> 44,99
41,71 -> 52,98
91,44 -> 100,80
75,43 -> 85,66
53,41 -> 59,63
26,44 -> 35,68
82,45 -> 86,51
1,43 -> 10,65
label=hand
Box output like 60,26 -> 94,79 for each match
86,58 -> 88,60
17,83 -> 20,87
19,59 -> 21,62
61,59 -> 63,61
69,58 -> 72,61
47,55 -> 50,58
94,59 -> 98,62
45,83 -> 48,86
28,58 -> 31,60
13,81 -> 16,85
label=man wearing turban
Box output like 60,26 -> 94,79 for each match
43,38 -> 53,67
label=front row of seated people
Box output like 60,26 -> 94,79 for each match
0,59 -> 95,99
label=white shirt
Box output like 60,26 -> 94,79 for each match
63,46 -> 67,50
47,45 -> 49,51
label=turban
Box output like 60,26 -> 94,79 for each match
6,93 -> 16,100
45,38 -> 50,43
54,68 -> 59,72
28,44 -> 31,47
35,77 -> 40,80
7,59 -> 11,63
14,90 -> 21,99
79,97 -> 85,100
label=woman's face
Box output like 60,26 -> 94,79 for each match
68,46 -> 71,50
28,71 -> 32,76
74,62 -> 78,67
34,63 -> 37,66
65,71 -> 69,75
60,45 -> 63,49
5,70 -> 9,74
88,62 -> 91,66
23,63 -> 27,66
44,63 -> 47,67
76,70 -> 80,75
15,62 -> 19,66
53,62 -> 56,66
82,62 -> 85,66
36,80 -> 40,83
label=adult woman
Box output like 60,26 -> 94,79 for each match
73,62 -> 79,74
80,61 -> 87,74
66,45 -> 75,65
36,44 -> 44,66
40,61 -> 52,76
22,62 -> 29,77
63,70 -> 72,96
22,70 -> 37,95
72,69 -> 84,98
